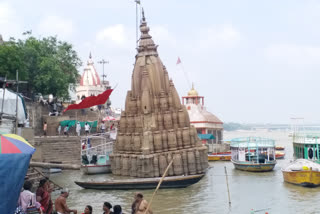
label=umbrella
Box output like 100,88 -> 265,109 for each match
0,134 -> 35,213
102,116 -> 116,121
0,134 -> 35,154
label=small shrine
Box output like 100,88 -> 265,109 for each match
110,12 -> 208,178
76,53 -> 110,103
182,84 -> 224,152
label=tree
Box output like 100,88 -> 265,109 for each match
0,34 -> 81,99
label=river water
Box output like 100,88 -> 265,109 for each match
50,130 -> 320,214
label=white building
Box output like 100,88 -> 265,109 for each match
76,53 -> 110,103
182,85 -> 224,146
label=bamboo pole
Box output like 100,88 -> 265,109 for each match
30,161 -> 80,170
32,167 -> 63,189
224,166 -> 231,206
143,159 -> 174,214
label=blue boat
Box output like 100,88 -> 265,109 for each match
230,137 -> 277,172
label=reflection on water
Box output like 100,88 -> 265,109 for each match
50,130 -> 320,214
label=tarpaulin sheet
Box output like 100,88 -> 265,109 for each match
0,154 -> 31,213
60,120 -> 98,128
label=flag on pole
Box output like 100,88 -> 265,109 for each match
135,0 -> 141,4
176,57 -> 181,65
63,89 -> 113,112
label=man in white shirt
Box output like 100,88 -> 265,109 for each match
85,123 -> 90,136
100,121 -> 106,133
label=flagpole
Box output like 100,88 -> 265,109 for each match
177,57 -> 191,89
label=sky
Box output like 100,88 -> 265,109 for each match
1,0 -> 320,124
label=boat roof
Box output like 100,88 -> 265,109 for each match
230,137 -> 275,148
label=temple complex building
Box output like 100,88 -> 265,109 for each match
75,53 -> 111,103
182,85 -> 224,152
110,11 -> 208,178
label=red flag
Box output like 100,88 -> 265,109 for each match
176,57 -> 181,65
63,89 -> 113,112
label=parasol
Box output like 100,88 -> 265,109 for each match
102,116 -> 116,122
0,134 -> 35,154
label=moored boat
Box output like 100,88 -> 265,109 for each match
282,159 -> 320,187
275,151 -> 285,159
230,137 -> 277,172
292,133 -> 320,163
208,152 -> 231,161
75,173 -> 205,190
81,136 -> 114,175
275,146 -> 285,151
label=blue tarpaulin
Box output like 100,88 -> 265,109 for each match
198,134 -> 215,140
0,154 -> 31,214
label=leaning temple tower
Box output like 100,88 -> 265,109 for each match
110,12 -> 208,178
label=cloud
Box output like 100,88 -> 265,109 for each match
151,25 -> 176,45
198,24 -> 241,49
96,24 -> 128,46
265,44 -> 320,66
0,2 -> 21,39
37,16 -> 74,39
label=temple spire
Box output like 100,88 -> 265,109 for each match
89,52 -> 92,59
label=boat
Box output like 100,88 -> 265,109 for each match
230,137 -> 277,172
208,152 -> 231,161
275,151 -> 285,159
275,146 -> 285,150
282,159 -> 320,187
292,133 -> 320,163
75,174 -> 205,190
81,136 -> 114,175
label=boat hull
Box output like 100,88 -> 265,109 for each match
282,170 -> 320,187
231,160 -> 276,172
81,164 -> 111,175
208,153 -> 231,161
75,174 -> 205,190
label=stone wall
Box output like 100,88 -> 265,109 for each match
32,136 -> 107,164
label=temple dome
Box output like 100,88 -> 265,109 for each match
80,53 -> 101,86
187,84 -> 198,96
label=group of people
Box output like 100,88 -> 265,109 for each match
43,120 -> 115,137
55,122 -> 91,137
17,180 -> 152,214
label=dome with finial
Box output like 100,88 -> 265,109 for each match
188,83 -> 198,96
80,52 -> 101,86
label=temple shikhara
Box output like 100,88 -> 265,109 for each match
76,53 -> 110,103
110,12 -> 208,178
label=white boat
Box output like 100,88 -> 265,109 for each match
81,136 -> 114,175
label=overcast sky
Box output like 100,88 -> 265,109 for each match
1,0 -> 320,124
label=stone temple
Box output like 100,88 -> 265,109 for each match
110,13 -> 208,178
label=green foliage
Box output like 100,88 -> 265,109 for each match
0,34 -> 81,99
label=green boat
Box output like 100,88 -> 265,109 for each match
230,137 -> 277,172
293,133 -> 320,163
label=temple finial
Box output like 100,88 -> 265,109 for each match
142,8 -> 145,21
89,52 -> 92,59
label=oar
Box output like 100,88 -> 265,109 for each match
143,159 -> 174,214
32,167 -> 63,190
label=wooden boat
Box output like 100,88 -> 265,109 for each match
282,159 -> 320,187
208,152 -> 231,161
75,174 -> 205,190
275,151 -> 285,159
231,160 -> 276,172
275,146 -> 285,150
81,136 -> 114,175
230,137 -> 277,172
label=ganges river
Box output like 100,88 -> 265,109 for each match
49,130 -> 320,213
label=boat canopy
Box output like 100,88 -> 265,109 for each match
230,137 -> 275,148
198,134 -> 215,140
293,133 -> 320,145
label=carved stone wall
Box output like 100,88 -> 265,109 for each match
110,13 -> 208,178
